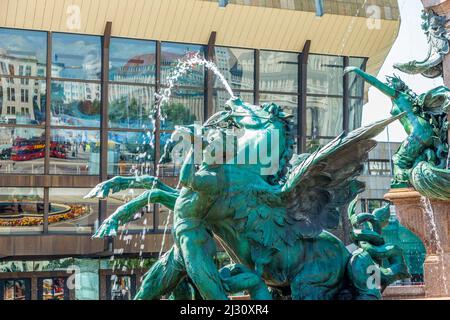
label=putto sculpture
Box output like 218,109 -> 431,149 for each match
394,10 -> 450,78
345,67 -> 450,200
86,98 -> 408,300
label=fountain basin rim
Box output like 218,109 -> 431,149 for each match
384,188 -> 422,201
385,188 -> 450,203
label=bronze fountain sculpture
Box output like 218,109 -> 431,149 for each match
82,6 -> 450,301
85,97 -> 409,300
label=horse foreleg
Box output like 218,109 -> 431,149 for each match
85,175 -> 179,199
93,189 -> 179,238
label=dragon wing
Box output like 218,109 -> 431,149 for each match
280,115 -> 402,240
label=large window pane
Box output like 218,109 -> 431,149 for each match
349,98 -> 364,131
160,88 -> 204,130
40,277 -> 68,300
109,275 -> 135,300
307,55 -> 344,96
48,188 -> 99,234
159,132 -> 183,177
0,187 -> 44,234
108,131 -> 154,176
49,129 -> 100,175
109,38 -> 156,84
106,189 -> 154,231
2,279 -> 29,300
161,42 -> 205,87
348,57 -> 365,98
260,51 -> 298,93
51,81 -> 101,127
259,94 -> 298,135
108,84 -> 154,129
0,127 -> 45,174
214,47 -> 254,90
0,28 -> 47,77
365,160 -> 392,176
306,96 -> 343,137
212,90 -> 253,114
0,78 -> 46,125
52,33 -> 101,80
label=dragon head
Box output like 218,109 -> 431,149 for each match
204,97 -> 293,131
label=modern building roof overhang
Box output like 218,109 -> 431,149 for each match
0,0 -> 400,75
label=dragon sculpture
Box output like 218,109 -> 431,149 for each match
394,10 -> 450,78
85,98 -> 409,300
345,67 -> 450,200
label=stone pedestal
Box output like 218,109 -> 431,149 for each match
385,188 -> 450,298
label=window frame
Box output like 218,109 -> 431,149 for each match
0,26 -> 369,237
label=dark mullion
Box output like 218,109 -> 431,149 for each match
43,31 -> 52,235
349,95 -> 364,100
108,81 -> 156,87
99,22 -> 112,229
306,93 -> 344,99
259,90 -> 299,96
254,49 -> 260,105
50,77 -> 102,84
213,88 -> 254,93
43,188 -> 49,234
362,58 -> 368,72
154,40 -> 162,232
160,84 -> 206,91
342,55 -> 351,246
50,125 -> 103,131
205,31 -> 217,119
0,124 -> 45,129
108,128 -> 152,133
44,32 -> 52,176
299,40 -> 311,153
343,56 -> 349,134
0,75 -> 46,81
155,41 -> 161,171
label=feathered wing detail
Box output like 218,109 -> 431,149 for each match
280,115 -> 403,240
411,161 -> 450,200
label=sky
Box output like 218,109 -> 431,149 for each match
362,0 -> 444,142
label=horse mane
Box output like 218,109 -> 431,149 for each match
261,103 -> 296,185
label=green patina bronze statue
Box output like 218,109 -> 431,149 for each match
394,10 -> 449,78
345,67 -> 450,200
86,98 -> 409,300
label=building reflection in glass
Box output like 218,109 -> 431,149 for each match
51,81 -> 101,127
108,84 -> 154,130
109,38 -> 156,84
0,127 -> 45,174
49,129 -> 100,175
214,47 -> 254,90
108,131 -> 154,176
0,187 -> 44,234
52,33 -> 101,80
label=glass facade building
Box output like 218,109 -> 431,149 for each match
0,27 -> 367,237
0,0 -> 405,300
0,26 -> 368,299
